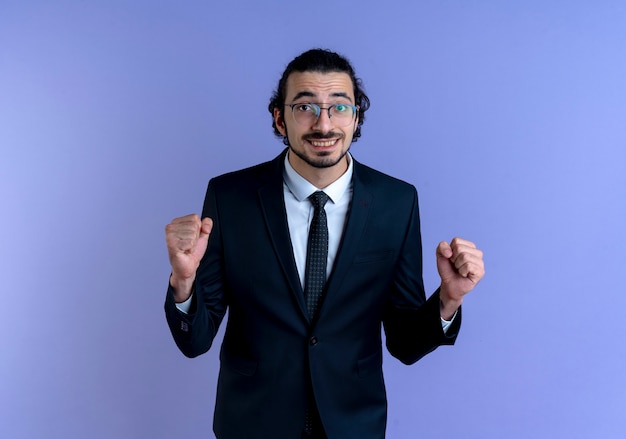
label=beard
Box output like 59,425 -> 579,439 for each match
288,144 -> 349,169
285,129 -> 350,169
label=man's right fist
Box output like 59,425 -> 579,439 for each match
165,214 -> 213,301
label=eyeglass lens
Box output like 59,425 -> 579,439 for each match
290,104 -> 356,127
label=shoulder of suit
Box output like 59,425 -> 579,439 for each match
352,158 -> 417,195
208,153 -> 282,189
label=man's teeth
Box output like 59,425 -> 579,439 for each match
310,139 -> 337,147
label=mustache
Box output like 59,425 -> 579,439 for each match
303,131 -> 344,141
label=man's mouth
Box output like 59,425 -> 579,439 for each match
305,132 -> 343,148
308,139 -> 339,148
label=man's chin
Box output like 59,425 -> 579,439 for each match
290,146 -> 347,169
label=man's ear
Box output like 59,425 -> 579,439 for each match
274,108 -> 287,136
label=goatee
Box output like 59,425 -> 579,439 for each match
288,144 -> 349,169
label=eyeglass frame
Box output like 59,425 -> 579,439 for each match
284,102 -> 359,126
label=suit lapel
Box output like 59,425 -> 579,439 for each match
257,151 -> 309,319
256,154 -> 374,324
323,161 -> 372,303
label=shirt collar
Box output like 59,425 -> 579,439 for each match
283,151 -> 353,204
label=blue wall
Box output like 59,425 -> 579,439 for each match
2,1 -> 625,437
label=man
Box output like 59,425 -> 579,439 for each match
164,49 -> 485,439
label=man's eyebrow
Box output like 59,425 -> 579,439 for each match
291,91 -> 316,101
330,92 -> 352,101
290,91 -> 353,102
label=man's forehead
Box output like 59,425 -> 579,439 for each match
285,71 -> 355,100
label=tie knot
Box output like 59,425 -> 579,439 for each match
309,191 -> 329,210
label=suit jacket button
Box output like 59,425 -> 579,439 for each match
309,336 -> 318,346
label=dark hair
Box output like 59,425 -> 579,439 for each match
268,48 -> 371,144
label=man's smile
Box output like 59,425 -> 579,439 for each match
308,138 -> 339,148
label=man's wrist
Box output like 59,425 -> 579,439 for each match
170,274 -> 195,303
439,298 -> 462,321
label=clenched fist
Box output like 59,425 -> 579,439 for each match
165,214 -> 213,302
436,237 -> 485,320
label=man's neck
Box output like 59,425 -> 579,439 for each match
287,151 -> 350,189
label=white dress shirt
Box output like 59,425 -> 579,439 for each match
282,151 -> 353,289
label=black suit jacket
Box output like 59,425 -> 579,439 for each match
165,149 -> 460,438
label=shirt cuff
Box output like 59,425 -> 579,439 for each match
175,293 -> 193,314
441,310 -> 458,334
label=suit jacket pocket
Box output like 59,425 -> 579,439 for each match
221,349 -> 258,377
357,351 -> 383,378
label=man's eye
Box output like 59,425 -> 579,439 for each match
334,104 -> 349,113
296,104 -> 313,112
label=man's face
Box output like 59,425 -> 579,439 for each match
274,71 -> 358,176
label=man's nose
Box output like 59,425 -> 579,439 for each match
312,108 -> 333,132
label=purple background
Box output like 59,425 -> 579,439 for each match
2,1 -> 626,438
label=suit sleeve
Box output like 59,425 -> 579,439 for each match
164,180 -> 228,358
383,187 -> 461,365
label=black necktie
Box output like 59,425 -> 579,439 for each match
304,191 -> 329,320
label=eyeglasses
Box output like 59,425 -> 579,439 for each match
285,103 -> 358,127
